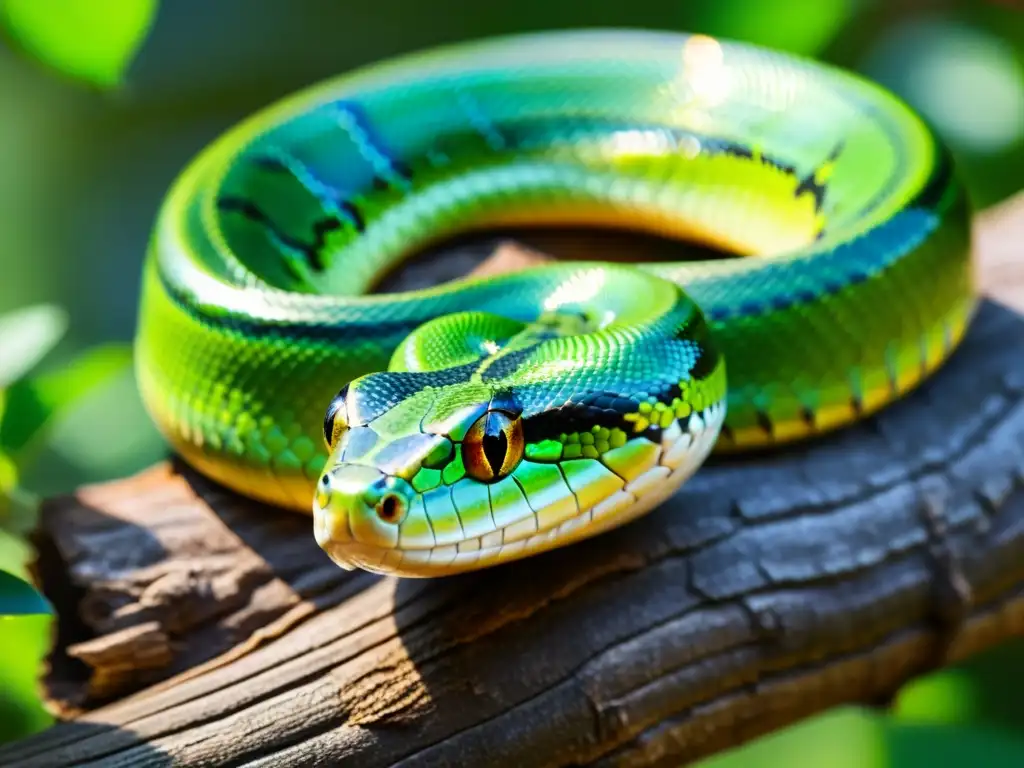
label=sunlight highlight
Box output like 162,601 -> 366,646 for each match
682,35 -> 731,107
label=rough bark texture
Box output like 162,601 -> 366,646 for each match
2,194 -> 1023,767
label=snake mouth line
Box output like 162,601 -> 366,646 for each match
318,401 -> 726,576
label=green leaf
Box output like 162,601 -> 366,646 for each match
0,483 -> 39,540
0,515 -> 51,743
0,568 -> 49,616
0,451 -> 14,494
0,343 -> 133,456
0,0 -> 157,88
0,518 -> 31,576
0,304 -> 67,390
0,451 -> 19,533
0,614 -> 53,743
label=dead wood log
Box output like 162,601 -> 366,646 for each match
2,195 -> 1024,767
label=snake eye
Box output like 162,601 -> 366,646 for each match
463,410 -> 524,482
323,386 -> 350,448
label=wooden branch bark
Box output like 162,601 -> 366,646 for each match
2,194 -> 1024,767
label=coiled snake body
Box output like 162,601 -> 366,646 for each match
136,30 -> 975,577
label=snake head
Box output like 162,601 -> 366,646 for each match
312,304 -> 727,578
313,374 -> 531,575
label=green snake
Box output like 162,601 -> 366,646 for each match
135,29 -> 975,577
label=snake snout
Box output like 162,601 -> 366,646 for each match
313,464 -> 413,571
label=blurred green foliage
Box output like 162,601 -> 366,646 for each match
0,0 -> 1021,760
700,636 -> 1024,765
0,303 -> 131,741
895,639 -> 1024,734
691,0 -> 858,55
0,614 -> 51,742
705,702 -> 1024,768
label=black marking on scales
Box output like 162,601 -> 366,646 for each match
216,196 -> 341,274
248,151 -> 366,233
331,101 -> 414,191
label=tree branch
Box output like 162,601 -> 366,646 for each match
2,194 -> 1024,767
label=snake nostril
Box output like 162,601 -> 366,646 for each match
315,479 -> 331,511
376,493 -> 406,524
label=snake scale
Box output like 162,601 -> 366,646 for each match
135,30 -> 975,577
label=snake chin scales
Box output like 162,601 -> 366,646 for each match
314,389 -> 726,577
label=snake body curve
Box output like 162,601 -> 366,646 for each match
135,30 -> 975,577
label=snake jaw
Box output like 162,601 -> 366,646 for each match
313,464 -> 417,571
313,400 -> 728,577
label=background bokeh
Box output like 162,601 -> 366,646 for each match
1,0 -> 1022,763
